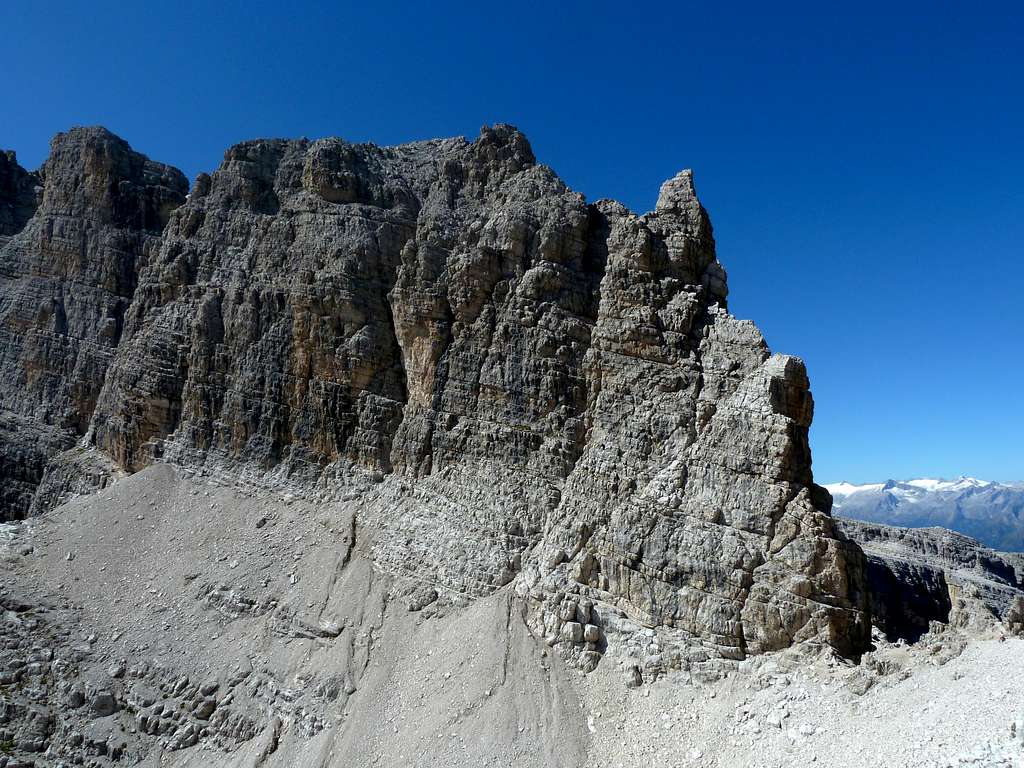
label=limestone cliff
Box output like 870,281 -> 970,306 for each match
0,149 -> 40,239
0,125 -> 870,662
0,128 -> 187,517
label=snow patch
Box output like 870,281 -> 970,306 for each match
826,477 -> 995,497
823,482 -> 885,497
905,477 -> 992,493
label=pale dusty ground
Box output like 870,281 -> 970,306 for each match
581,637 -> 1024,768
2,463 -> 1021,767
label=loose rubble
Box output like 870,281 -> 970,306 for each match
0,468 -> 1021,766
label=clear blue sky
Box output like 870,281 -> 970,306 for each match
3,1 -> 1022,483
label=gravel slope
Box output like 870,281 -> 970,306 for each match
1,464 -> 1021,767
582,636 -> 1024,767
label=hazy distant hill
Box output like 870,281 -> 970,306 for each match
825,477 -> 1024,551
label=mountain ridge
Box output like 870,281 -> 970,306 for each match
0,123 -> 870,667
826,477 -> 1024,552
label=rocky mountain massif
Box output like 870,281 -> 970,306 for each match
827,477 -> 1024,551
0,127 -> 1021,767
0,124 -> 870,657
0,131 -> 187,517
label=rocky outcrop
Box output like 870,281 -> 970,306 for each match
837,517 -> 1024,641
0,150 -> 39,240
0,128 -> 188,519
0,413 -> 69,516
90,133 -> 422,475
0,125 -> 869,662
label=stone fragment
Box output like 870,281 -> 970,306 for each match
625,665 -> 643,688
89,690 -> 117,717
193,697 -> 216,720
558,601 -> 577,622
561,621 -> 583,644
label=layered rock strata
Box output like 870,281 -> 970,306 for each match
838,517 -> 1024,641
0,128 -> 187,518
0,124 -> 870,662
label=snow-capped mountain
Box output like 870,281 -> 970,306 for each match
824,477 -> 1024,551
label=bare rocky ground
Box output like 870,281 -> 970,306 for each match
2,464 -> 1021,767
583,634 -> 1024,767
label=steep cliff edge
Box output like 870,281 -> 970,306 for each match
0,125 -> 869,666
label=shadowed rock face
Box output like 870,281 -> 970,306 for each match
0,124 -> 870,659
837,517 -> 1024,642
0,150 -> 40,239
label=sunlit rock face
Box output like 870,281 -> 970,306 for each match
0,128 -> 187,517
0,124 -> 869,660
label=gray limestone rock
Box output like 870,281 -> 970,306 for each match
0,150 -> 40,239
0,127 -> 187,519
1,124 -> 869,665
838,517 -> 1024,641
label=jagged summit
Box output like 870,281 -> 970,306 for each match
1,124 -> 868,660
655,168 -> 698,211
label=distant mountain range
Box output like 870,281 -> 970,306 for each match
824,477 -> 1024,551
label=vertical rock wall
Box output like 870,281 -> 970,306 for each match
0,125 -> 869,658
0,128 -> 186,517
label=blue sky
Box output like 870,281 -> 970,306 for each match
3,1 -> 1021,483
